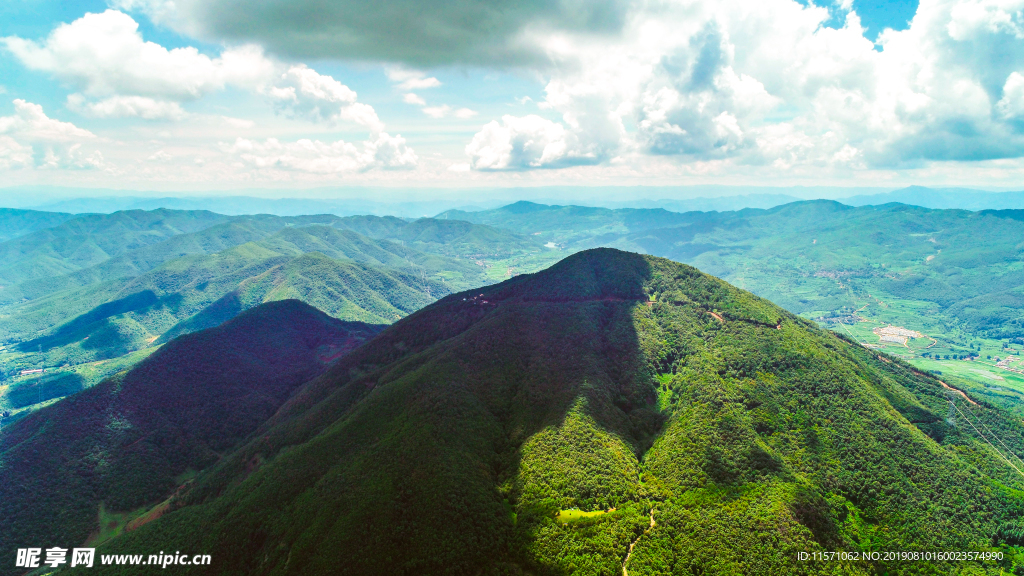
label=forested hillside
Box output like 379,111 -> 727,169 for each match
441,200 -> 1024,396
0,208 -> 78,242
0,209 -> 553,424
78,249 -> 1024,575
0,300 -> 382,567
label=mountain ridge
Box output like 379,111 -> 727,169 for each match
79,248 -> 1024,575
0,300 -> 384,567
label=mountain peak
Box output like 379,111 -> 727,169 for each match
0,300 -> 383,560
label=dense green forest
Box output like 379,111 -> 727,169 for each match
37,249 -> 1024,575
440,200 -> 1024,404
0,300 -> 381,567
6,200 -> 1024,441
442,200 -> 1024,341
0,209 -> 555,423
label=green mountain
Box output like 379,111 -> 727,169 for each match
0,300 -> 382,566
437,201 -> 698,247
0,209 -> 229,287
0,208 -> 78,242
0,210 -> 542,422
0,209 -> 540,309
2,244 -> 448,376
440,201 -> 1024,394
77,249 -> 1024,575
334,214 -> 542,258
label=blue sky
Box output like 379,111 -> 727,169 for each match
4,0 -> 1024,193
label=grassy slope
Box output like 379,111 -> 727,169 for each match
0,300 -> 383,568
88,249 -> 1024,575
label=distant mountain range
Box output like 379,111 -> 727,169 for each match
844,186 -> 1024,210
0,208 -> 554,422
8,184 -> 1024,215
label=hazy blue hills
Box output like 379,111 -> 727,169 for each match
0,209 -> 229,287
0,300 -> 382,570
436,201 -> 708,248
67,249 -> 1024,575
846,186 -> 1024,210
0,208 -> 78,242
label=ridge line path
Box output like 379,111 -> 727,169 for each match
940,380 -> 979,406
622,507 -> 656,576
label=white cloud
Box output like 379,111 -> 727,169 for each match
461,0 -> 1024,171
403,93 -> 427,106
4,10 -> 385,132
147,150 -> 173,162
466,114 -> 599,170
2,10 -> 272,100
225,131 -> 417,173
0,99 -> 105,169
386,68 -> 442,90
421,105 -> 478,119
67,94 -> 187,120
266,65 -> 382,129
0,136 -> 33,170
998,71 -> 1024,119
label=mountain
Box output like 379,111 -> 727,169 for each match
0,208 -> 78,242
79,249 -> 1024,575
0,210 -> 538,310
333,214 -> 543,258
1,243 -> 449,377
0,300 -> 383,566
589,193 -> 803,212
0,210 -> 544,421
843,186 -> 1024,210
445,200 -> 1024,361
436,201 -> 705,247
0,209 -> 230,286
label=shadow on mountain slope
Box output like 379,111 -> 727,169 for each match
0,300 -> 383,570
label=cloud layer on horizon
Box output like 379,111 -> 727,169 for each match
4,0 -> 1024,187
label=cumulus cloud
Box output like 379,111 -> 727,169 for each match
2,10 -> 272,99
422,105 -> 478,119
225,131 -> 417,173
386,69 -> 441,90
4,10 -> 386,131
459,0 -> 1024,171
266,65 -> 382,129
67,94 -> 187,120
391,73 -> 476,119
465,114 -> 599,170
0,100 -> 105,169
403,93 -> 427,106
115,0 -> 631,66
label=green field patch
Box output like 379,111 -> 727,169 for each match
87,502 -> 151,547
555,508 -> 616,523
